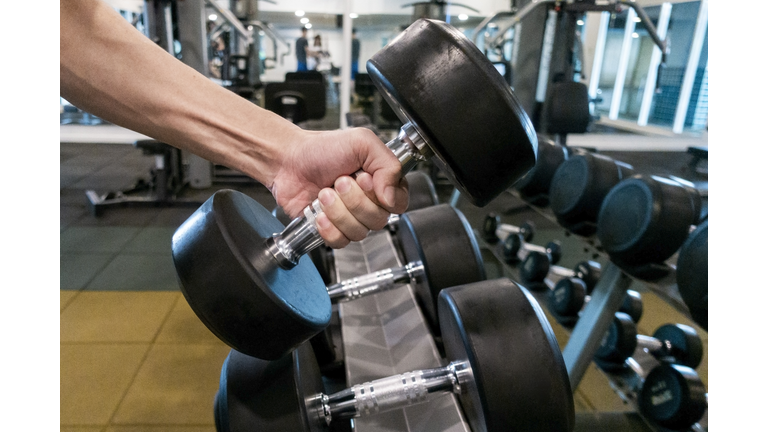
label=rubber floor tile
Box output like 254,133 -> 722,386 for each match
61,291 -> 179,342
111,344 -> 231,425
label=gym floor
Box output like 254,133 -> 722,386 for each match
60,122 -> 708,432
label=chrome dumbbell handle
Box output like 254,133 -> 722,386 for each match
326,261 -> 425,302
267,123 -> 430,269
319,360 -> 469,425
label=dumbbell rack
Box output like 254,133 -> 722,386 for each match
475,214 -> 708,431
333,229 -> 471,432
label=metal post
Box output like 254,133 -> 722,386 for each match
340,0 -> 353,128
562,262 -> 633,390
638,2 -> 672,126
177,0 -> 213,188
608,7 -> 637,120
586,11 -> 609,107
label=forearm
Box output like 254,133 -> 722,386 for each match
59,0 -> 299,186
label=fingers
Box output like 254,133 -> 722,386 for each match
351,128 -> 410,215
316,176 -> 392,248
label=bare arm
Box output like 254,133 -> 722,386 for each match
60,0 -> 408,247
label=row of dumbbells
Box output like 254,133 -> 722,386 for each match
481,212 -> 707,430
480,212 -> 643,329
223,181 -> 578,431
509,136 -> 708,331
594,312 -> 708,431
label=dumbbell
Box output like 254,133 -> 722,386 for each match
481,212 -> 535,243
520,251 -> 602,291
595,312 -> 704,370
549,152 -> 635,236
502,235 -> 561,265
328,204 -> 485,334
676,220 -> 707,330
513,135 -> 573,204
639,363 -> 707,430
597,174 -> 702,270
171,19 -> 537,360
548,281 -> 643,327
214,278 -> 575,432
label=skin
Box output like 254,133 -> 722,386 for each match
60,0 -> 409,248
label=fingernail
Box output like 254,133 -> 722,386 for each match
336,177 -> 351,194
384,186 -> 395,208
319,189 -> 335,206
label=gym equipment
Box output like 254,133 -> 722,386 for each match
549,152 -> 635,236
513,135 -> 571,204
214,278 -> 575,432
328,204 -> 484,332
520,251 -> 601,291
172,19 -> 537,360
595,312 -> 703,370
548,282 -> 642,327
676,220 -> 708,330
401,170 -> 439,211
502,235 -> 561,265
639,364 -> 707,430
481,212 -> 535,243
85,139 -> 202,217
597,174 -> 702,269
264,79 -> 326,124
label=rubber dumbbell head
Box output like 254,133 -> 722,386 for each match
549,152 -> 635,235
639,364 -> 707,430
216,278 -> 574,432
597,174 -> 702,268
171,19 -> 538,360
676,220 -> 707,330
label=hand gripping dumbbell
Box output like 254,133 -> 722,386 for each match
639,363 -> 708,431
274,171 -> 441,286
480,212 -> 535,244
501,235 -> 562,265
547,281 -> 643,327
594,312 -> 704,370
548,152 -> 635,236
519,250 -> 601,292
214,278 -> 575,432
171,19 -> 537,361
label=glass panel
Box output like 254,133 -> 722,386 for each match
647,1 -> 703,128
616,6 -> 662,122
592,9 -> 630,117
683,27 -> 708,131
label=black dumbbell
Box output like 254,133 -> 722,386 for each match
171,19 -> 538,360
597,174 -> 702,270
481,212 -> 535,243
548,282 -> 643,327
327,204 -> 485,335
513,135 -> 572,204
214,278 -> 575,432
676,220 -> 707,330
502,235 -> 561,265
549,152 -> 635,236
639,363 -> 707,430
595,312 -> 704,370
520,251 -> 601,291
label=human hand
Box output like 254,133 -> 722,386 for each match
269,127 -> 409,248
